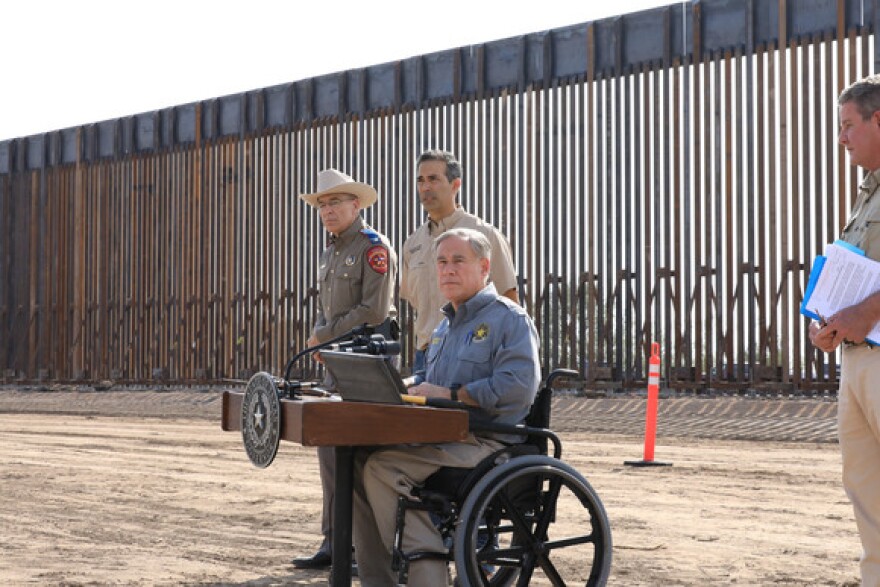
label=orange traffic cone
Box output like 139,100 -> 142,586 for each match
625,342 -> 672,467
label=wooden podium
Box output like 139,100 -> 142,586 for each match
221,391 -> 469,586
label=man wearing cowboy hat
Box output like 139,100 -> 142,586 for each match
293,168 -> 398,570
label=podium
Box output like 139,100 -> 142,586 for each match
221,392 -> 469,586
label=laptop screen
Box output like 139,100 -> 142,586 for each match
320,351 -> 407,404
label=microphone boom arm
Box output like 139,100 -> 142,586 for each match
282,323 -> 383,382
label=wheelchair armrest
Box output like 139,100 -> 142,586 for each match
545,368 -> 579,388
468,421 -> 562,459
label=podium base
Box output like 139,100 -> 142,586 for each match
624,460 -> 672,467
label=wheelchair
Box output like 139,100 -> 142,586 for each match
391,369 -> 613,586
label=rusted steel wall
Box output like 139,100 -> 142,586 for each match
0,0 -> 876,392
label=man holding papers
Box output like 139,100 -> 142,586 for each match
811,75 -> 880,586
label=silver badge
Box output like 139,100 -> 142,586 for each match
345,254 -> 357,266
241,372 -> 282,468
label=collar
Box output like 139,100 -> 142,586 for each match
327,216 -> 365,246
441,283 -> 498,324
860,168 -> 880,194
428,207 -> 467,236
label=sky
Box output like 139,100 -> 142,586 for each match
1,0 -> 674,141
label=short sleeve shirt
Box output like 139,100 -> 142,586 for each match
400,208 -> 518,349
840,168 -> 880,263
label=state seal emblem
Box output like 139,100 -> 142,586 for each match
241,372 -> 282,468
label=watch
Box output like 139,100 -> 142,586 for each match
450,383 -> 461,401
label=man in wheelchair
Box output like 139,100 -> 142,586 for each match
351,228 -> 541,586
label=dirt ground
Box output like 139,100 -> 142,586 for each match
0,386 -> 862,586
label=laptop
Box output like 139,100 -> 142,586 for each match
320,351 -> 408,404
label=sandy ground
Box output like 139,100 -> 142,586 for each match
0,387 -> 862,586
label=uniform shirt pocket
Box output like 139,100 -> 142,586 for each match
407,258 -> 431,288
456,341 -> 493,382
318,262 -> 331,283
335,271 -> 362,305
426,335 -> 444,366
863,213 -> 880,260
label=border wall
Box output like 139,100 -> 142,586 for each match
1,0 -> 875,393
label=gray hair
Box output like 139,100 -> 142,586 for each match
417,149 -> 462,182
839,75 -> 880,120
433,228 -> 492,262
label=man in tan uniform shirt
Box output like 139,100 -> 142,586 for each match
292,168 -> 398,570
810,76 -> 880,586
401,150 -> 519,372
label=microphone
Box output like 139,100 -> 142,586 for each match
323,333 -> 383,351
352,339 -> 401,356
323,334 -> 401,356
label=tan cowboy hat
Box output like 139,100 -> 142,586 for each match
299,168 -> 378,209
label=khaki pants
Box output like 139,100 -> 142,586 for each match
352,436 -> 502,587
839,344 -> 880,587
317,446 -> 334,554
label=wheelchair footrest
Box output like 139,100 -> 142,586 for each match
393,548 -> 449,584
404,550 -> 449,563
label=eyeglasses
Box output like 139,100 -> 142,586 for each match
318,196 -> 356,210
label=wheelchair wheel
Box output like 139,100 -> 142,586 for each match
452,455 -> 612,587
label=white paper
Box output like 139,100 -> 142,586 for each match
804,242 -> 880,344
